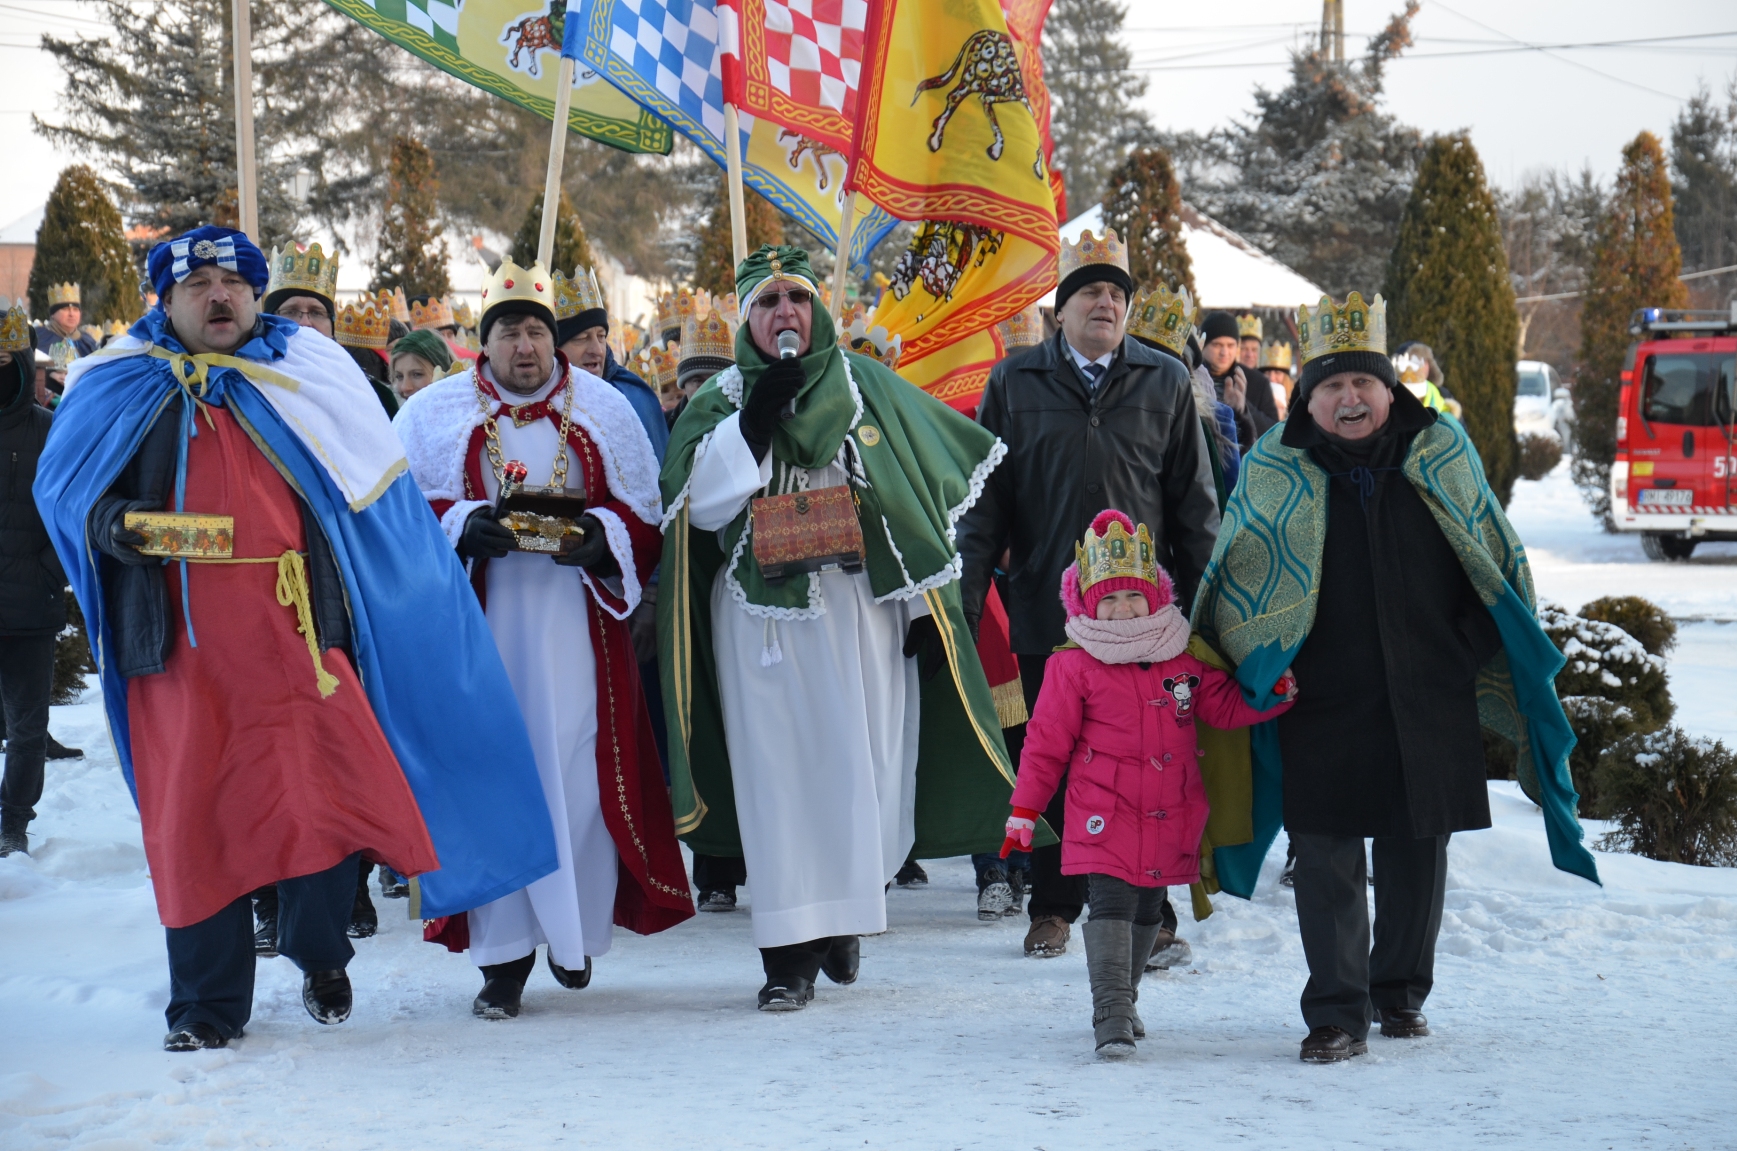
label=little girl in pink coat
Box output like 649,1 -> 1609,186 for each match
1000,509 -> 1295,1058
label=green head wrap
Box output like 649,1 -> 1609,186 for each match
391,328 -> 454,373
732,244 -> 844,471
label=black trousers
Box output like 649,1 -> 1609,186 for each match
1291,832 -> 1449,1040
0,636 -> 53,824
1086,874 -> 1169,925
760,936 -> 848,983
1018,654 -> 1089,923
693,853 -> 746,894
165,852 -> 359,1037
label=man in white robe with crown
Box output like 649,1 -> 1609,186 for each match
394,259 -> 693,1020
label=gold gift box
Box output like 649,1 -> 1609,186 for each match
123,512 -> 235,559
498,491 -> 587,555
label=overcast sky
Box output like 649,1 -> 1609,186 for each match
2,0 -> 1735,234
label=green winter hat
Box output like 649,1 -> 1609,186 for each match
391,327 -> 454,373
736,244 -> 822,311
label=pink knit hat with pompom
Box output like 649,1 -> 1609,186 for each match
1059,509 -> 1176,619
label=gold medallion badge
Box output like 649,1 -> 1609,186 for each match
857,425 -> 882,447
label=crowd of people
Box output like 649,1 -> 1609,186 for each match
6,216 -> 1598,1064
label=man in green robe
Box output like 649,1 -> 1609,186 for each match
658,246 -> 1035,1011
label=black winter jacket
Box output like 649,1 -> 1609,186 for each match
1275,389 -> 1504,838
0,355 -> 66,637
958,331 -> 1222,654
1212,364 -> 1279,453
86,393 -> 351,678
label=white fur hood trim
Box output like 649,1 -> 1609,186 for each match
393,362 -> 662,524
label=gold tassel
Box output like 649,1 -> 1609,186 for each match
990,678 -> 1029,729
274,550 -> 340,698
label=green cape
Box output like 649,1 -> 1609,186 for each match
657,314 -> 1049,859
1191,410 -> 1599,896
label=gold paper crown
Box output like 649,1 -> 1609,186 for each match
47,282 -> 80,309
1075,517 -> 1158,595
410,297 -> 455,330
995,304 -> 1044,350
680,310 -> 736,368
645,342 -> 681,393
104,318 -> 129,339
1127,284 -> 1195,356
49,340 -> 79,370
335,299 -> 391,349
840,317 -> 902,369
452,301 -> 477,330
1392,351 -> 1429,384
1058,229 -> 1128,286
553,266 -> 607,322
656,288 -> 709,339
1260,341 -> 1294,371
714,293 -> 740,326
1296,293 -> 1386,364
480,257 -> 556,326
1237,313 -> 1262,340
267,242 -> 339,305
0,303 -> 30,352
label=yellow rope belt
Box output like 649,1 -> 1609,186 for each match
182,550 -> 340,698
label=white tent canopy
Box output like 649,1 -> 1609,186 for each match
1045,203 -> 1325,311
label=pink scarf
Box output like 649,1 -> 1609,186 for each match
1064,604 -> 1192,665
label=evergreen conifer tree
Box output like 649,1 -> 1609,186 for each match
1669,79 -> 1737,304
1575,131 -> 1685,520
691,171 -> 784,298
26,166 -> 141,324
371,136 -> 450,298
1043,0 -> 1148,214
1383,134 -> 1520,504
509,190 -> 596,274
1100,146 -> 1194,297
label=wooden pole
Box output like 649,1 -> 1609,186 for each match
231,0 -> 258,238
537,55 -> 578,269
722,103 -> 749,265
829,188 -> 857,325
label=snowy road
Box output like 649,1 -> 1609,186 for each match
1,463 -> 1733,1150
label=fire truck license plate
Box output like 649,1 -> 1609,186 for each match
1638,488 -> 1694,506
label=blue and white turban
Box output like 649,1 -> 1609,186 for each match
146,225 -> 270,299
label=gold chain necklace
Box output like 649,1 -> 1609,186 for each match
475,368 -> 577,493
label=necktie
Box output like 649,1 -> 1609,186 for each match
1082,361 -> 1106,389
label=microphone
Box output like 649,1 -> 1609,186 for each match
776,330 -> 801,418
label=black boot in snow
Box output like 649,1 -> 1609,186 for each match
252,886 -> 279,957
163,1022 -> 230,1051
44,734 -> 83,760
348,863 -> 377,939
1128,922 -> 1164,1041
697,887 -> 738,912
1083,918 -> 1137,1058
0,814 -> 28,858
377,866 -> 409,899
1005,869 -> 1026,917
893,858 -> 928,888
548,952 -> 593,989
976,866 -> 1011,921
819,936 -> 859,985
474,953 -> 536,1019
302,969 -> 353,1025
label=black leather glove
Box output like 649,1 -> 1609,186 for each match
90,501 -> 154,566
553,514 -> 615,572
739,354 -> 807,463
902,614 -> 947,683
458,506 -> 515,560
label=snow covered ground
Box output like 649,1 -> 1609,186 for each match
2,462 -> 1733,1150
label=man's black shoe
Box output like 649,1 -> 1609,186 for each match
253,915 -> 278,958
893,859 -> 927,887
348,884 -> 377,939
302,969 -> 353,1025
45,734 -> 83,760
1378,1008 -> 1430,1038
819,935 -> 859,985
697,888 -> 737,912
1299,1025 -> 1367,1062
163,1022 -> 230,1051
0,816 -> 27,858
474,954 -> 535,1019
757,977 -> 814,1011
548,952 -> 593,989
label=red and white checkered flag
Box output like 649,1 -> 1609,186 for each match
720,0 -> 868,153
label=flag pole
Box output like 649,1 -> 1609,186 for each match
537,55 -> 578,269
723,102 -> 749,265
231,0 -> 258,238
829,188 -> 857,325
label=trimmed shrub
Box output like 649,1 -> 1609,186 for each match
1579,595 -> 1677,658
1595,727 -> 1737,866
52,590 -> 96,706
1516,431 -> 1563,481
1540,599 -> 1672,815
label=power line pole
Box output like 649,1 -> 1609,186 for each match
1320,0 -> 1345,62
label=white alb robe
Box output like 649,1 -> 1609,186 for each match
688,412 -> 924,949
465,369 -> 620,968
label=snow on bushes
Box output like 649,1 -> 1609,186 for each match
1517,430 -> 1563,482
1595,727 -> 1737,867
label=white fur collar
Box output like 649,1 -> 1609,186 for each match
393,361 -> 661,525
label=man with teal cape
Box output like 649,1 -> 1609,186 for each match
34,226 -> 555,1052
659,245 -> 1043,1010
1191,291 -> 1598,1064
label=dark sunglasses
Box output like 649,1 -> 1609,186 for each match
752,287 -> 813,311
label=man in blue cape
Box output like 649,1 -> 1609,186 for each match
1191,292 -> 1598,1064
35,226 -> 555,1052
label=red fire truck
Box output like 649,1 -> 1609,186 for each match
1610,307 -> 1737,560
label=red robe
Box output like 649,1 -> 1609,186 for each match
129,406 -> 439,929
423,363 -> 692,943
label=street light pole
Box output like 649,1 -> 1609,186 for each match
232,0 -> 258,237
